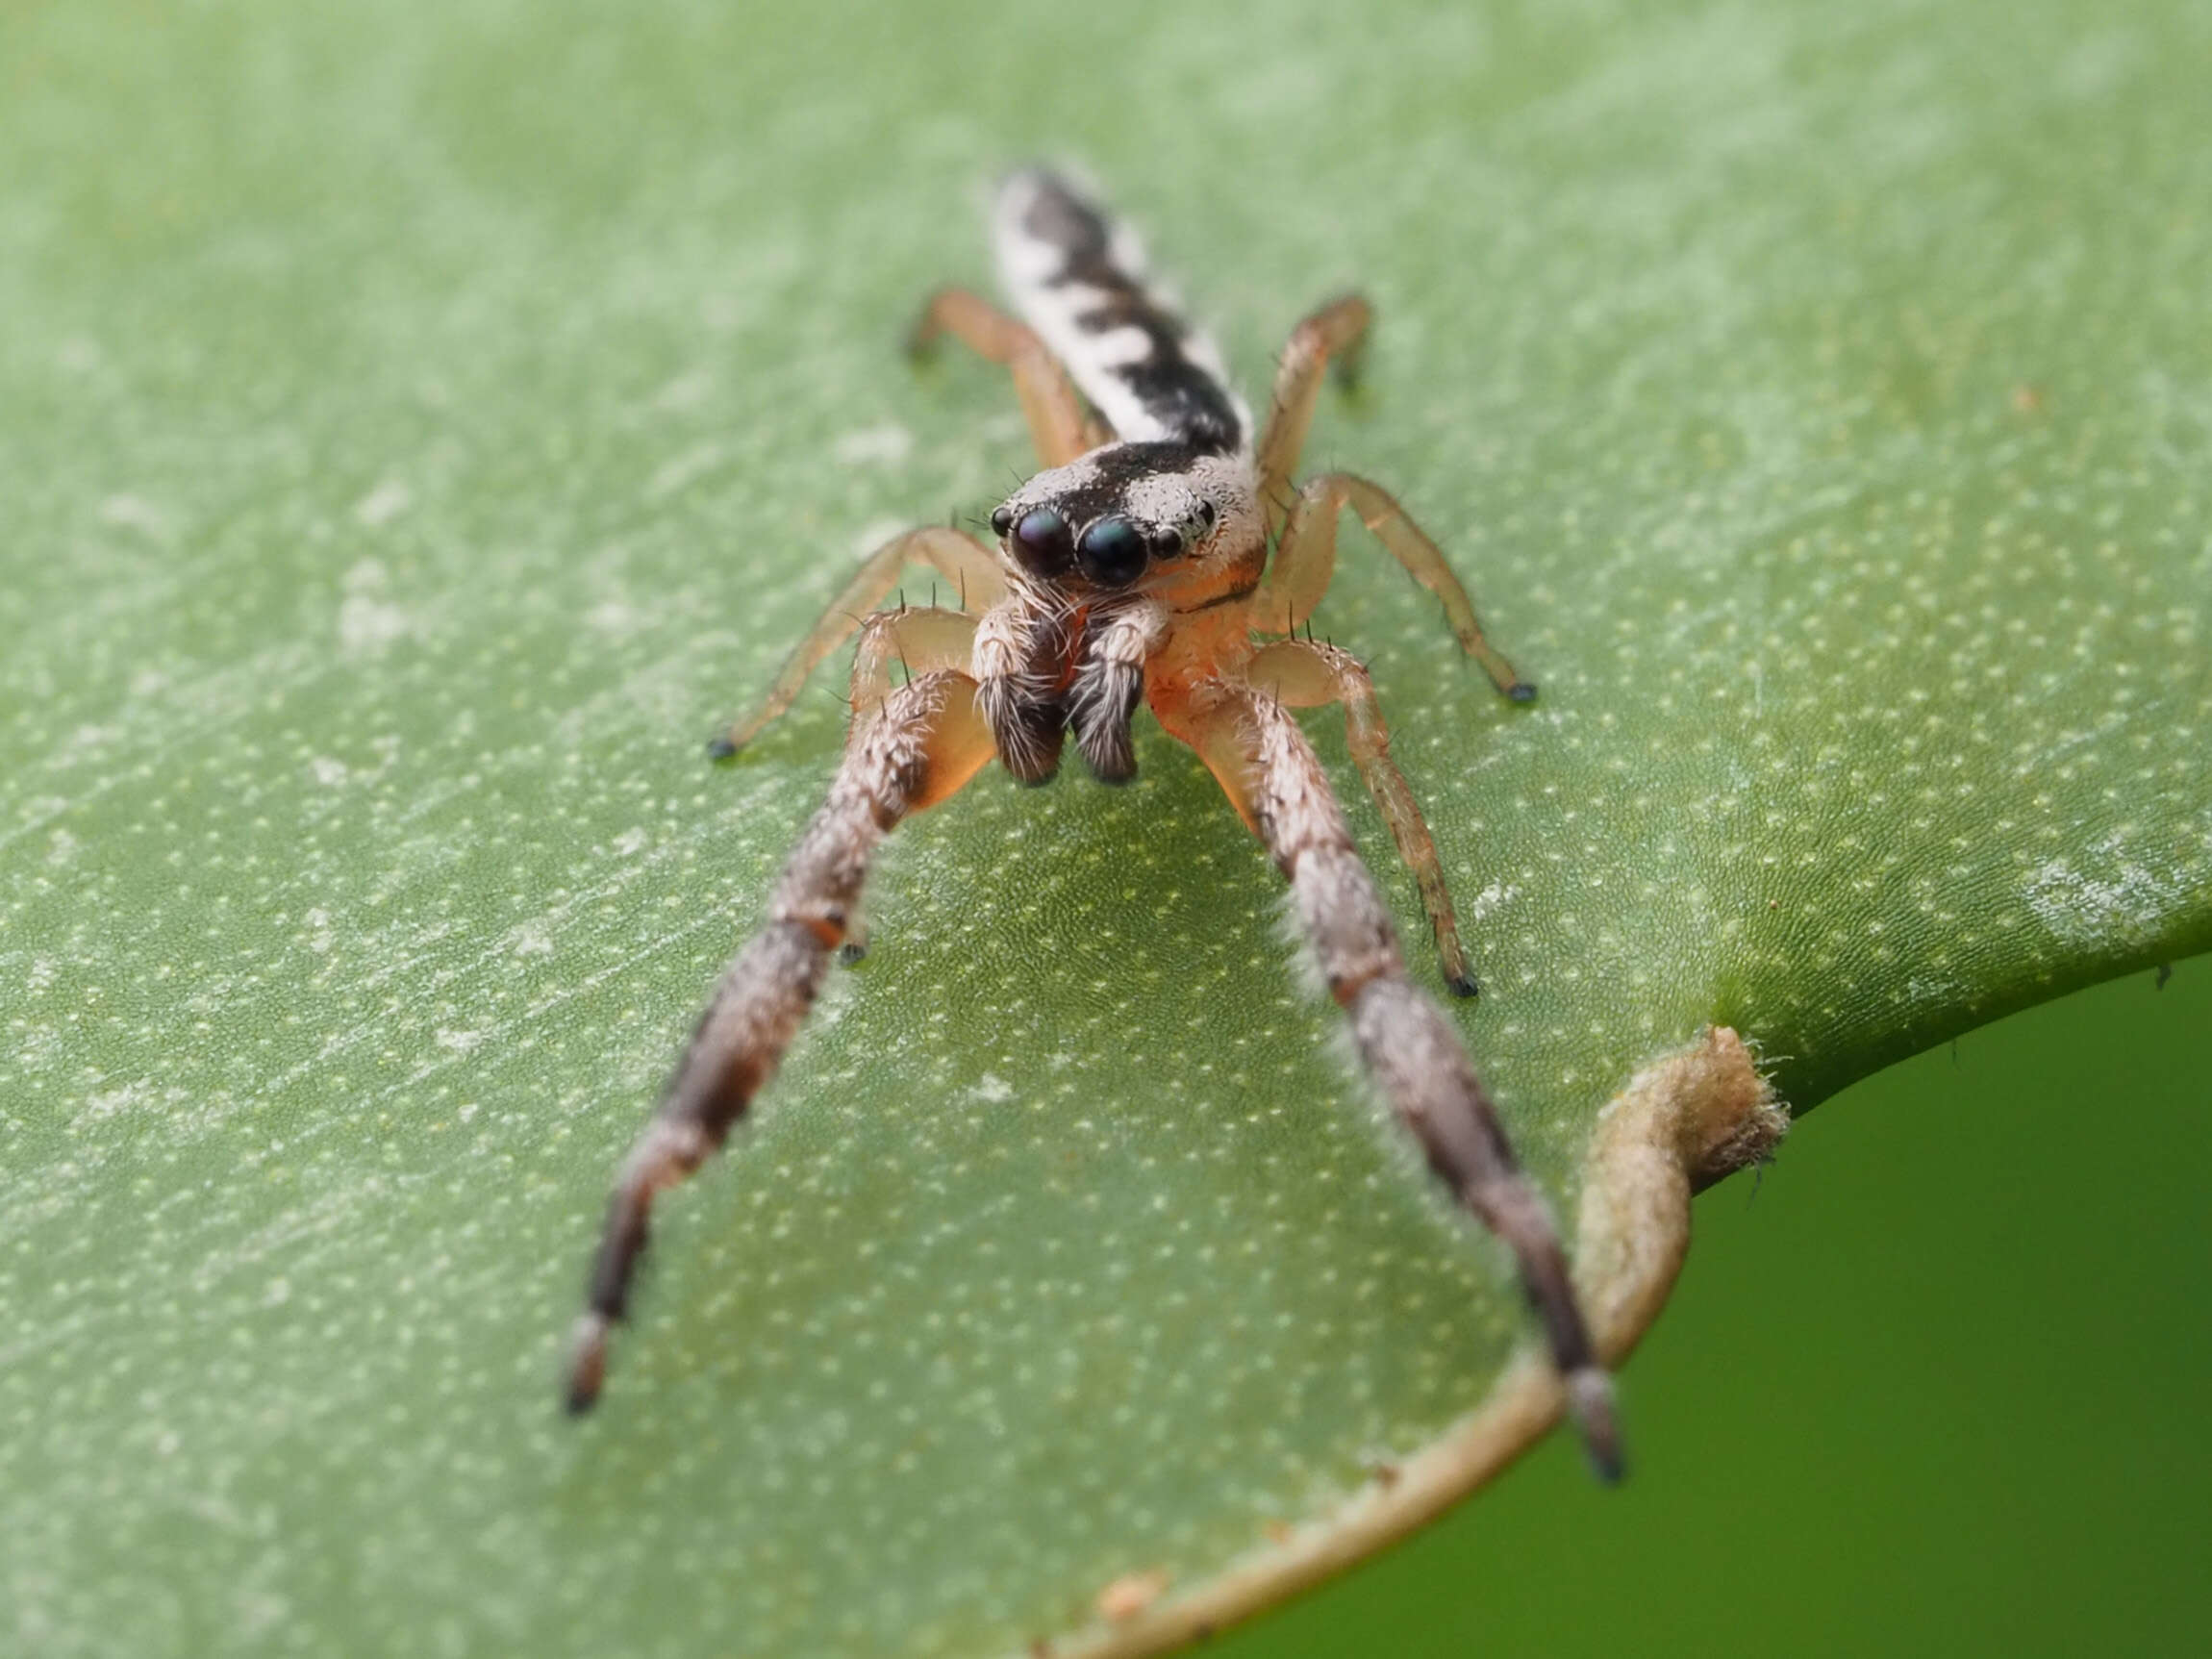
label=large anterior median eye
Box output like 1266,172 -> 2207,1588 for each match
1076,517 -> 1148,586
1011,507 -> 1073,573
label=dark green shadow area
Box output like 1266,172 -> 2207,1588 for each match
1224,962 -> 2212,1658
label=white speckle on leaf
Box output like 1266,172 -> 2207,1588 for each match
353,479 -> 413,527
646,440 -> 728,501
2025,842 -> 2188,948
338,558 -> 418,655
1467,881 -> 1520,921
309,757 -> 349,788
833,423 -> 914,466
98,493 -> 168,538
612,827 -> 649,858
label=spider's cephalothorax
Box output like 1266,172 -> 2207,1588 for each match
568,169 -> 1620,1480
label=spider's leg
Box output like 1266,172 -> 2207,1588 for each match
713,527 -> 1007,758
568,670 -> 996,1414
849,605 -> 979,716
1262,472 -> 1534,702
1249,638 -> 1476,996
1255,294 -> 1372,538
1177,685 -> 1621,1480
839,605 -> 980,962
908,288 -> 1095,468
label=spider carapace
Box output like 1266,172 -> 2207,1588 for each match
566,168 -> 1622,1479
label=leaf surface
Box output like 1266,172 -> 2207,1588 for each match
2,2 -> 2206,1655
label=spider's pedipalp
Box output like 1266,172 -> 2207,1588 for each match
714,527 -> 1006,760
1175,687 -> 1621,1479
568,670 -> 995,1413
1068,600 -> 1167,784
1248,637 -> 1477,994
1264,472 -> 1533,702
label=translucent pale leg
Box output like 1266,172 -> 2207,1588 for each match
1176,684 -> 1621,1480
1249,638 -> 1476,995
1262,472 -> 1534,702
713,527 -> 1006,758
567,671 -> 997,1413
908,288 -> 1095,468
1255,293 -> 1372,539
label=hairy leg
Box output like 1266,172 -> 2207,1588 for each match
908,288 -> 1096,468
849,605 -> 979,717
1255,293 -> 1371,539
567,670 -> 997,1412
712,527 -> 1006,758
1261,472 -> 1534,703
1248,638 -> 1476,995
1178,684 -> 1621,1479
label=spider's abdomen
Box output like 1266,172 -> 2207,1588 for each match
994,168 -> 1249,455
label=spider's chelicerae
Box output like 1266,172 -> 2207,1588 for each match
566,168 -> 1621,1479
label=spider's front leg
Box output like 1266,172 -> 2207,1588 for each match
1256,293 -> 1372,536
712,527 -> 1005,759
1265,473 -> 1533,702
1249,637 -> 1478,995
566,669 -> 995,1413
1179,685 -> 1621,1479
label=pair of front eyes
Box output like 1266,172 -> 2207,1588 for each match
988,501 -> 1215,586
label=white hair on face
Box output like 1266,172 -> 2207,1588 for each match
1121,451 -> 1254,529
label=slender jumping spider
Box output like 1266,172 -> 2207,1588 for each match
566,169 -> 1621,1478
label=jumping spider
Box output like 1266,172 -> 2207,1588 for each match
566,168 -> 1621,1479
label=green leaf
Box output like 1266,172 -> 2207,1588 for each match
3,2 -> 2205,1656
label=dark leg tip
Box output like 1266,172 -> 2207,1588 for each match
1505,681 -> 1538,705
564,1314 -> 610,1416
1567,1367 -> 1625,1484
706,734 -> 741,762
1445,970 -> 1481,999
837,940 -> 869,967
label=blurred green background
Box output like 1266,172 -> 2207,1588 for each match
4,0 -> 2206,1654
1222,962 -> 2212,1657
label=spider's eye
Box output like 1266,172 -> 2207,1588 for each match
990,504 -> 1016,538
1011,507 -> 1073,573
1195,501 -> 1216,529
1147,525 -> 1187,561
1076,517 -> 1149,586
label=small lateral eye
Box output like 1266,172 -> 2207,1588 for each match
1076,517 -> 1148,586
1195,501 -> 1216,528
990,504 -> 1016,538
1146,525 -> 1186,561
1012,507 -> 1074,572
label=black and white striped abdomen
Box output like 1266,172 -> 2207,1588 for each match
994,168 -> 1250,456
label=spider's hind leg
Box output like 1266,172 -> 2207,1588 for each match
908,288 -> 1096,468
1249,637 -> 1479,995
569,670 -> 996,1413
